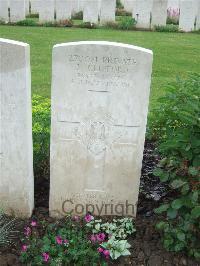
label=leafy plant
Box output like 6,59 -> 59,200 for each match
16,19 -> 37,26
149,74 -> 200,260
116,0 -> 123,9
154,24 -> 179,32
118,17 -> 136,30
20,215 -> 135,264
32,95 -> 51,178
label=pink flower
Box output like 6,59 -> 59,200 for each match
21,244 -> 28,252
90,234 -> 96,243
97,247 -> 104,253
84,214 -> 94,223
64,239 -> 69,245
24,226 -> 31,237
31,220 -> 37,227
42,252 -> 50,262
55,236 -> 63,245
103,249 -> 110,258
96,233 -> 106,242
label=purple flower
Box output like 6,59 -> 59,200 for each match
21,244 -> 28,252
24,226 -> 31,237
55,236 -> 63,245
97,247 -> 104,253
42,252 -> 50,262
103,249 -> 110,258
31,220 -> 37,227
96,233 -> 106,242
90,234 -> 96,243
84,214 -> 94,223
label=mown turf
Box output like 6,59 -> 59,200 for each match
0,25 -> 199,109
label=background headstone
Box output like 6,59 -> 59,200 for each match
10,0 -> 26,22
196,0 -> 200,29
56,0 -> 72,21
39,0 -> 55,22
30,0 -> 40,14
100,0 -> 116,24
151,0 -> 168,27
133,0 -> 152,29
83,0 -> 99,23
179,0 -> 196,31
0,38 -> 34,217
49,41 -> 153,217
123,0 -> 135,12
0,0 -> 9,22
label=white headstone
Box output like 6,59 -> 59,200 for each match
10,0 -> 26,22
179,0 -> 196,31
0,38 -> 34,217
83,0 -> 99,23
30,0 -> 40,14
39,0 -> 55,22
25,0 -> 30,15
196,0 -> 200,29
100,0 -> 116,24
56,0 -> 72,21
123,0 -> 135,12
151,0 -> 168,27
71,0 -> 79,14
49,41 -> 153,217
167,0 -> 179,9
0,1 -> 9,22
133,0 -> 152,29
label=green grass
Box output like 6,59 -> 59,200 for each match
0,25 -> 199,109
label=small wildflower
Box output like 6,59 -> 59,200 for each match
103,249 -> 110,259
21,244 -> 28,252
73,215 -> 79,221
24,226 -> 31,237
64,239 -> 69,245
31,220 -> 37,227
96,233 -> 106,242
97,247 -> 104,253
84,214 -> 94,223
90,234 -> 96,243
55,236 -> 63,245
42,252 -> 50,262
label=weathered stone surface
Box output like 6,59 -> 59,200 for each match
49,41 -> 153,217
83,0 -> 99,23
195,0 -> 200,30
100,0 -> 116,24
56,0 -> 72,21
0,38 -> 34,217
30,0 -> 40,14
10,0 -> 26,22
39,0 -> 55,22
151,0 -> 168,27
133,0 -> 152,29
123,0 -> 135,12
0,0 -> 9,22
179,0 -> 196,31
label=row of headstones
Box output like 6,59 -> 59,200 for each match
0,38 -> 153,218
0,0 -> 200,31
0,0 -> 114,24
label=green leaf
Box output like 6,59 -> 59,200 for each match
191,206 -> 200,218
171,199 -> 183,210
154,204 -> 169,214
167,208 -> 177,219
171,179 -> 186,189
189,167 -> 198,176
177,232 -> 185,241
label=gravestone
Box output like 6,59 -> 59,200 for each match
39,0 -> 55,22
151,0 -> 168,27
100,0 -> 116,24
196,0 -> 200,30
71,0 -> 79,14
123,0 -> 135,12
167,0 -> 180,10
10,0 -> 26,22
30,0 -> 40,14
49,41 -> 153,217
56,0 -> 72,21
0,0 -> 9,22
25,0 -> 30,15
0,38 -> 34,217
83,0 -> 99,23
133,0 -> 153,29
179,0 -> 196,31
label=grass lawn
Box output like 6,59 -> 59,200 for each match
0,25 -> 199,109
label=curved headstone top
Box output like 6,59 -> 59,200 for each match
0,38 -> 34,217
50,41 -> 153,217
